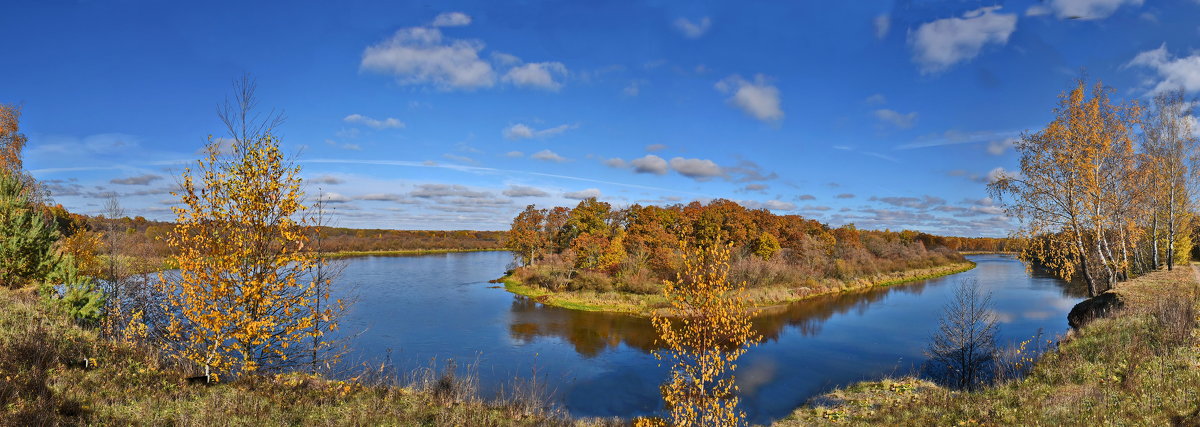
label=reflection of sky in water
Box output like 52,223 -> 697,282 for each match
329,253 -> 1083,425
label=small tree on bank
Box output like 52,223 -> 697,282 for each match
162,132 -> 321,381
160,77 -> 332,381
925,279 -> 998,390
641,241 -> 760,427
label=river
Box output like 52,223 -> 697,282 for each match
329,252 -> 1084,424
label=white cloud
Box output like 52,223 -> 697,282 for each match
986,138 -> 1017,155
503,185 -> 549,197
502,62 -> 568,91
531,149 -> 568,163
361,27 -> 495,90
503,123 -> 576,140
505,150 -> 524,158
343,113 -> 406,129
741,199 -> 797,211
673,17 -> 712,38
645,144 -> 667,152
1025,5 -> 1052,16
631,154 -> 669,175
715,74 -> 783,122
1045,0 -> 1143,20
909,6 -> 1017,74
670,157 -> 724,180
564,188 -> 601,199
865,93 -> 887,105
431,11 -> 472,27
874,109 -> 918,128
987,166 -> 1015,183
873,14 -> 891,39
1126,44 -> 1200,94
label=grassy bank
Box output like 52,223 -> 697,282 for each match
502,260 -> 977,317
0,288 -> 613,426
774,265 -> 1200,426
325,248 -> 507,259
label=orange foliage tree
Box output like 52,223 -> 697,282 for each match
990,79 -> 1142,296
643,241 -> 760,426
160,131 -> 328,381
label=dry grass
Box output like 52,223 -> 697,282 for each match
773,265 -> 1200,426
0,288 -> 619,427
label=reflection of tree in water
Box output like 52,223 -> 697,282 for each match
506,280 -> 935,356
508,297 -> 658,357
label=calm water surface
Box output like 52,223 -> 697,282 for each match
330,252 -> 1083,424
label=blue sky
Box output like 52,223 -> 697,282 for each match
4,0 -> 1200,236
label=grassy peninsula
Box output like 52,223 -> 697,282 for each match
502,260 -> 977,316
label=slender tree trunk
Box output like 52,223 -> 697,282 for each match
1073,229 -> 1098,297
1167,190 -> 1176,270
1152,208 -> 1160,268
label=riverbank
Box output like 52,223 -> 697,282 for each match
502,260 -> 977,317
774,264 -> 1200,425
0,287 -> 611,426
325,248 -> 506,259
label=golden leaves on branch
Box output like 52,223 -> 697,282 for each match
644,241 -> 760,427
160,133 -> 327,381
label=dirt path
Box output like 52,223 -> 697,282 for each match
1191,263 -> 1200,285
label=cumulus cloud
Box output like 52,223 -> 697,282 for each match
531,149 -> 568,162
673,17 -> 712,38
909,6 -> 1017,74
503,123 -> 576,140
564,188 -> 601,199
1044,0 -> 1143,20
1126,44 -> 1200,94
797,194 -> 816,201
503,185 -> 550,197
343,113 -> 405,129
987,166 -> 1016,183
836,193 -> 856,199
431,11 -> 472,27
865,93 -> 887,105
987,138 -> 1017,155
360,27 -> 495,90
874,109 -> 919,128
873,14 -> 891,39
631,154 -> 669,175
502,62 -> 568,91
670,157 -> 725,180
715,74 -> 784,122
110,174 -> 162,186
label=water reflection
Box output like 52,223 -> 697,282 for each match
507,271 -> 941,355
334,253 -> 1083,424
